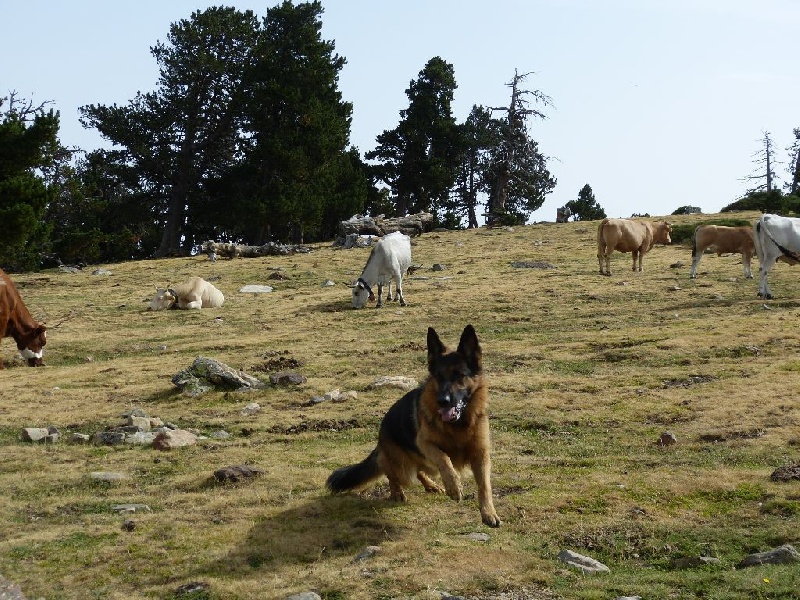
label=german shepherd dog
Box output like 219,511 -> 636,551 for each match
326,324 -> 501,527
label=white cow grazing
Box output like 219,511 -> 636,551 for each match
753,214 -> 800,299
352,231 -> 412,308
149,277 -> 225,310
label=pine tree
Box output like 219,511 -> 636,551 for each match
367,56 -> 460,218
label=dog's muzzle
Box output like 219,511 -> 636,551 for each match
437,389 -> 467,422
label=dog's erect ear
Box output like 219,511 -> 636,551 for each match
427,327 -> 445,368
457,324 -> 482,373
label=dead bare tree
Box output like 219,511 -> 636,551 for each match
485,70 -> 553,225
741,131 -> 780,194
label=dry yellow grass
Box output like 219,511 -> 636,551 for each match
1,211 -> 799,599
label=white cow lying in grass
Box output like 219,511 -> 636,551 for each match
148,277 -> 225,310
352,231 -> 412,308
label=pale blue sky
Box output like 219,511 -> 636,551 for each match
2,0 -> 798,222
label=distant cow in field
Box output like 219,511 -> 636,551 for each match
689,225 -> 755,279
752,214 -> 800,299
597,218 -> 672,276
148,277 -> 225,310
1,268 -> 47,368
351,231 -> 412,308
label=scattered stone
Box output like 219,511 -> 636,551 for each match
322,279 -> 336,287
175,582 -> 210,596
70,433 -> 91,444
0,573 -> 27,600
239,284 -> 274,293
672,556 -> 721,569
153,429 -> 198,451
308,389 -> 358,405
739,544 -> 800,568
770,464 -> 800,482
464,532 -> 490,543
511,261 -> 556,269
659,431 -> 678,446
369,376 -> 418,391
213,465 -> 265,483
668,285 -> 682,291
209,430 -> 231,440
124,432 -> 158,446
431,263 -> 446,271
353,545 -> 381,563
20,426 -> 60,443
241,403 -> 261,416
121,519 -> 136,532
269,371 -> 307,386
267,271 -> 288,281
112,504 -> 151,513
285,593 -> 322,600
557,549 -> 610,574
172,356 -> 267,396
127,416 -> 151,432
92,431 -> 127,446
89,471 -> 127,482
91,268 -> 112,275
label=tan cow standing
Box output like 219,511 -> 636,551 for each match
689,225 -> 755,279
597,218 -> 672,276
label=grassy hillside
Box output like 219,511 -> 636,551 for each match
1,211 -> 798,600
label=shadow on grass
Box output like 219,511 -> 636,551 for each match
199,493 -> 404,576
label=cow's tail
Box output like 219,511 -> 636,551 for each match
753,220 -> 764,262
597,218 -> 609,255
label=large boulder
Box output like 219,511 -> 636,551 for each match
172,357 -> 266,396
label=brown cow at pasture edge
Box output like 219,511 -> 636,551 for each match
690,224 -> 755,279
0,268 -> 47,367
597,218 -> 672,276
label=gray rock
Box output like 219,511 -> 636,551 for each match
285,593 -> 322,600
209,430 -> 231,440
124,432 -> 157,445
269,371 -> 307,386
92,431 -> 126,446
20,427 -> 52,442
557,549 -> 610,574
464,532 -> 490,542
241,403 -> 261,416
0,573 -> 27,600
112,504 -> 151,513
172,356 -> 266,396
659,431 -> 678,446
127,416 -> 151,432
739,544 -> 800,567
369,376 -> 418,391
353,545 -> 381,562
153,429 -> 197,451
239,284 -> 273,293
70,433 -> 91,444
213,465 -> 265,483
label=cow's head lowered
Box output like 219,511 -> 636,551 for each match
351,278 -> 375,309
18,324 -> 46,367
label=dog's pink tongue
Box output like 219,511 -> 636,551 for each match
438,407 -> 457,422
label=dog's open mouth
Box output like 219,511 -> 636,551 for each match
438,399 -> 466,422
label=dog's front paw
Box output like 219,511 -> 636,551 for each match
481,509 -> 501,528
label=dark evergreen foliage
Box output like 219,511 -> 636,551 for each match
564,184 -> 606,221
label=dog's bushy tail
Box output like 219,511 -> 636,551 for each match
326,448 -> 382,493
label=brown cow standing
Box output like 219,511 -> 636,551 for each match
0,268 -> 47,367
597,218 -> 672,276
689,225 -> 755,279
